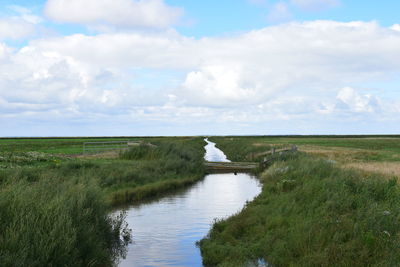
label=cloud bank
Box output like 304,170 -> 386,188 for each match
44,0 -> 183,30
1,4 -> 400,135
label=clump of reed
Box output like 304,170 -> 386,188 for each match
0,177 -> 130,266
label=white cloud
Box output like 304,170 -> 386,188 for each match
2,21 -> 400,135
336,87 -> 380,113
290,0 -> 340,11
44,0 -> 183,30
391,24 -> 400,32
7,5 -> 43,24
182,65 -> 260,106
0,5 -> 42,40
267,2 -> 292,22
0,18 -> 35,40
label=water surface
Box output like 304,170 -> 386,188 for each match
118,139 -> 261,267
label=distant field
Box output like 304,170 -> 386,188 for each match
0,137 -> 151,154
211,135 -> 400,177
213,135 -> 400,154
2,134 -> 400,154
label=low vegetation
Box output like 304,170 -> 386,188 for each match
199,136 -> 400,266
3,135 -> 400,266
210,135 -> 400,176
0,137 -> 206,266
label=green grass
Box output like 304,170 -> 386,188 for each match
4,135 -> 399,266
0,137 -> 152,154
199,153 -> 400,266
210,135 -> 400,163
0,137 -> 206,205
0,177 -> 129,267
0,136 -> 206,266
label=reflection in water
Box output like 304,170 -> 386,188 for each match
117,139 -> 261,267
204,138 -> 230,162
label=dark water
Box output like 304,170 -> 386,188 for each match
117,139 -> 261,267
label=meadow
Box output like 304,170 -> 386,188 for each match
210,135 -> 400,176
0,137 -> 206,266
200,136 -> 400,266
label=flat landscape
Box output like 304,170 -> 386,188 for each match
1,135 -> 400,266
2,1 -> 400,266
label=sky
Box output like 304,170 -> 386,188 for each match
0,0 -> 400,136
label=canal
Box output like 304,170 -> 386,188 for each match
117,139 -> 262,266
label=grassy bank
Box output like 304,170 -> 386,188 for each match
200,153 -> 400,266
0,137 -> 206,266
199,136 -> 400,266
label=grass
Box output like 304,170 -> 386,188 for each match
210,135 -> 400,161
199,136 -> 400,266
4,135 -> 400,266
0,177 -> 130,267
0,137 -> 206,266
0,137 -> 206,205
0,137 -> 152,154
199,153 -> 400,266
210,135 -> 400,177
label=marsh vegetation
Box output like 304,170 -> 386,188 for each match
0,137 -> 205,266
199,136 -> 400,266
2,135 -> 400,266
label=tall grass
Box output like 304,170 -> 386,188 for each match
0,177 -> 129,266
199,154 -> 400,266
111,139 -> 206,204
0,137 -> 206,266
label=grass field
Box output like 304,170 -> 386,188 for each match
0,137 -> 206,266
199,136 -> 400,266
0,137 -> 154,154
210,135 -> 400,176
0,137 -> 206,205
3,135 -> 400,266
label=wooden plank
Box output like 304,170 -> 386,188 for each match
204,161 -> 259,172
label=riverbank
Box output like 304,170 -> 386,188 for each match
199,136 -> 400,266
0,137 -> 206,266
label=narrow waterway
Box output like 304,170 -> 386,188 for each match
117,138 -> 262,267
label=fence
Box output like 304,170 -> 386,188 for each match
260,145 -> 298,168
82,141 -> 140,154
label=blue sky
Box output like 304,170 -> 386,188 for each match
2,0 -> 400,37
170,0 -> 400,37
0,0 -> 400,136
